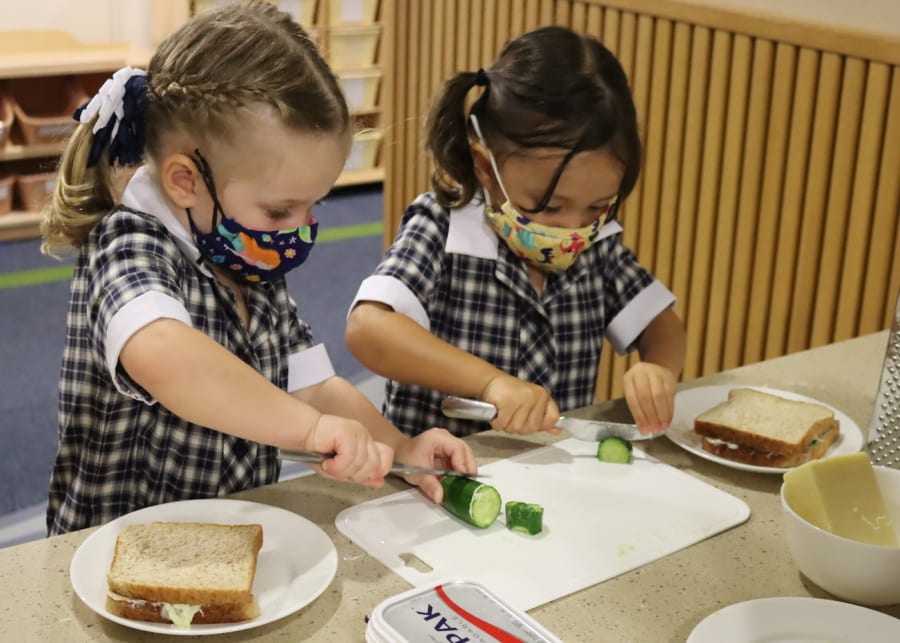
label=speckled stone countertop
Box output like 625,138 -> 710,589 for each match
2,331 -> 898,642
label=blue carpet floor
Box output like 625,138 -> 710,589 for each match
0,186 -> 385,525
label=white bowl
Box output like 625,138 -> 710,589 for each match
781,466 -> 900,606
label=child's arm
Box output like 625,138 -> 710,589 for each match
292,376 -> 478,502
623,307 -> 686,433
347,301 -> 559,434
119,318 -> 391,485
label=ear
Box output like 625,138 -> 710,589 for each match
470,142 -> 503,207
158,153 -> 202,208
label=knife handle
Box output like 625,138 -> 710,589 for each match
279,449 -> 331,464
441,396 -> 499,422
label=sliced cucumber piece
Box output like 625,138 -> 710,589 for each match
505,501 -> 544,535
441,476 -> 502,528
597,436 -> 633,464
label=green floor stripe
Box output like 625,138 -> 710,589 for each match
0,221 -> 383,290
317,221 -> 382,243
0,265 -> 74,290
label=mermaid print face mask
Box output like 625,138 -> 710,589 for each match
186,150 -> 317,283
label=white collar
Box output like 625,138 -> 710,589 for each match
119,166 -> 213,277
445,199 -> 499,258
444,197 -> 624,259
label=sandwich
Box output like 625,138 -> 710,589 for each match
693,388 -> 840,467
106,521 -> 263,628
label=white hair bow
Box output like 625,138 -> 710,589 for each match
76,66 -> 147,143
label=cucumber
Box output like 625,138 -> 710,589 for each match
505,501 -> 543,535
441,476 -> 502,528
597,436 -> 633,464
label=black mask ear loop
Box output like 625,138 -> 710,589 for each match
186,149 -> 226,232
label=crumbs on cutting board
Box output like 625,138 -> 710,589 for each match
617,544 -> 635,556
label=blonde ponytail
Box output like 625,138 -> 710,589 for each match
40,119 -> 117,255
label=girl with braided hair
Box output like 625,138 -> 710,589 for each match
347,26 -> 686,439
43,2 -> 475,535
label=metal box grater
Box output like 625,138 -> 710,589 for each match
866,289 -> 900,468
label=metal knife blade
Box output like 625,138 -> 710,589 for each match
441,396 -> 661,442
279,449 -> 486,478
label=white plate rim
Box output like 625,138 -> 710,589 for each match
687,596 -> 900,643
69,498 -> 337,635
666,385 -> 863,474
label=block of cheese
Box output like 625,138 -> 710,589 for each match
783,452 -> 898,547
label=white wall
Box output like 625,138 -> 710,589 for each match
0,0 -> 153,47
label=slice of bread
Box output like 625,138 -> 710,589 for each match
693,388 -> 838,457
107,522 -> 263,609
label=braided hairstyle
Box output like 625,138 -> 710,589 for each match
42,1 -> 348,253
426,26 -> 641,210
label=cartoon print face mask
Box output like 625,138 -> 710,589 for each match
186,150 -> 317,283
469,115 -> 616,273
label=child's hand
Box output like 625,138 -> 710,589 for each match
623,362 -> 677,435
394,428 -> 478,503
481,374 -> 560,435
303,414 -> 393,486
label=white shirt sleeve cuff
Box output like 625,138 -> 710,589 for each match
347,275 -> 431,331
288,344 -> 335,392
105,291 -> 193,400
605,280 -> 676,355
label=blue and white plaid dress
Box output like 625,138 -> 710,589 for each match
350,192 -> 676,437
47,167 -> 334,535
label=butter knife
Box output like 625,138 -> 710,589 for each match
279,449 -> 486,478
441,396 -> 660,442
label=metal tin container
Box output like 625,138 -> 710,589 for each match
366,578 -> 562,643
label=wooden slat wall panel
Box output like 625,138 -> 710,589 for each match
742,42 -> 795,365
684,30 -> 732,380
670,25 -> 711,357
786,53 -> 844,354
809,56 -> 866,347
764,48 -> 819,360
702,34 -> 751,375
382,0 -> 900,405
876,66 -> 900,332
722,39 -> 773,371
832,62 -> 891,341
652,22 -> 688,289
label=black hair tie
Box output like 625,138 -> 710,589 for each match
474,68 -> 489,87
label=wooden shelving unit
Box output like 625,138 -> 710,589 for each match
0,212 -> 42,242
0,31 -> 151,242
334,166 -> 384,188
1,1 -> 385,242
0,141 -> 65,162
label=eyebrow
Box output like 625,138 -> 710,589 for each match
262,197 -> 312,209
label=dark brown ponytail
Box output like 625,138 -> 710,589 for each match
424,71 -> 482,208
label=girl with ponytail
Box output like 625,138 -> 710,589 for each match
347,26 -> 685,439
45,2 -> 474,535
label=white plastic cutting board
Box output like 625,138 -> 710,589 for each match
336,439 -> 750,611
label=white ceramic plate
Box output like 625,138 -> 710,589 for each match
667,385 -> 863,474
70,498 -> 337,635
687,597 -> 900,643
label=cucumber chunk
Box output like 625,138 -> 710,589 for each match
441,476 -> 501,528
597,436 -> 633,464
505,501 -> 544,535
